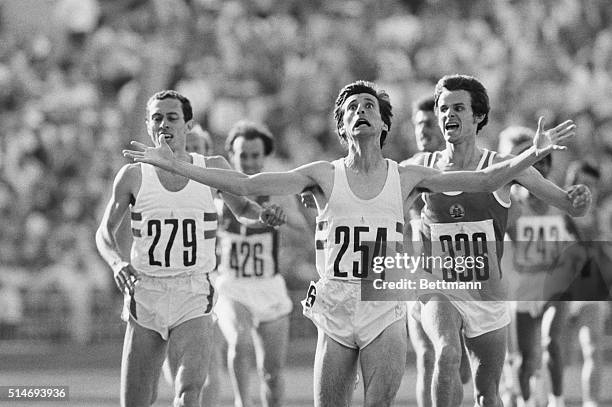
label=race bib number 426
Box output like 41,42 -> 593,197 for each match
220,233 -> 274,278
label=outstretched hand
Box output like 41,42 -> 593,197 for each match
533,117 -> 576,155
123,139 -> 175,169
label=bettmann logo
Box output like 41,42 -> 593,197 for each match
449,204 -> 465,219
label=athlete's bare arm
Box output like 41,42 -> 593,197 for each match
490,150 -> 591,218
401,147 -> 549,197
402,118 -> 576,198
95,164 -> 141,293
123,139 -> 333,201
205,155 -> 286,227
511,166 -> 591,217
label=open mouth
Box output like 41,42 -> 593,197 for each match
354,118 -> 370,129
445,122 -> 459,131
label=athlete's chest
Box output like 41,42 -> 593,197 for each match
344,168 -> 388,200
423,191 -> 503,222
136,166 -> 213,212
154,169 -> 190,192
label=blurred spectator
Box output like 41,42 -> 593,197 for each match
186,123 -> 214,155
54,0 -> 100,36
0,280 -> 23,340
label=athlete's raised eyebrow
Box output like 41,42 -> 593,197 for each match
362,96 -> 377,104
346,95 -> 377,106
438,101 -> 466,110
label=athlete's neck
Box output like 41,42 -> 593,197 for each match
345,140 -> 385,173
442,137 -> 480,170
156,148 -> 192,183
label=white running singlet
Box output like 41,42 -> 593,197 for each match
129,154 -> 218,277
314,159 -> 404,281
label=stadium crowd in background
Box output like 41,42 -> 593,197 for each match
0,0 -> 611,347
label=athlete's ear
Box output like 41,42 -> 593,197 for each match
186,119 -> 194,131
382,122 -> 389,132
474,114 -> 485,124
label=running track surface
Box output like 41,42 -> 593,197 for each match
0,339 -> 611,406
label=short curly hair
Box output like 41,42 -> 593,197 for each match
146,90 -> 193,122
333,80 -> 393,148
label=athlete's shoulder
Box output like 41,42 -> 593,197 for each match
115,163 -> 142,187
107,163 -> 142,203
291,160 -> 335,182
297,160 -> 335,171
118,162 -> 141,175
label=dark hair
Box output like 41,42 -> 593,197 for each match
434,75 -> 489,133
146,90 -> 193,122
334,80 -> 393,148
412,96 -> 435,115
225,120 -> 274,156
